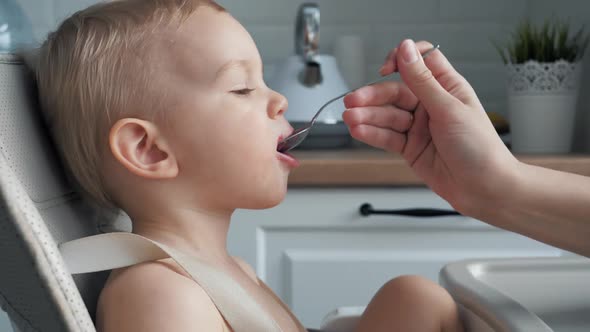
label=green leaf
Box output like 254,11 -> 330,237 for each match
492,17 -> 588,63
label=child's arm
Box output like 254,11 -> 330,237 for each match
96,260 -> 226,332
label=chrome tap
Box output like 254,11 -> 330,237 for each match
295,3 -> 322,87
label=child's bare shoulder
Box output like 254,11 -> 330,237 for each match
97,259 -> 227,332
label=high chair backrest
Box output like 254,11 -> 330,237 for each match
0,53 -> 129,332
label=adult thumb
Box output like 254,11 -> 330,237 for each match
397,39 -> 457,111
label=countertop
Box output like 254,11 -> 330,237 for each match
288,149 -> 590,186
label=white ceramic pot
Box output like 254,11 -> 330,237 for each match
506,60 -> 582,154
509,94 -> 578,153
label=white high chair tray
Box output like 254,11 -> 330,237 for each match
320,306 -> 365,332
440,256 -> 590,332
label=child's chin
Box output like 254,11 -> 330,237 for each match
246,189 -> 287,209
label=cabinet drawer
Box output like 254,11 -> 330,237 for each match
243,187 -> 467,225
229,188 -> 562,328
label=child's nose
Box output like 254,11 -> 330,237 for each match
268,90 -> 288,119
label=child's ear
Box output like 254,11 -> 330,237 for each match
109,118 -> 178,179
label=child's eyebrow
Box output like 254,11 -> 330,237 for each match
215,60 -> 251,80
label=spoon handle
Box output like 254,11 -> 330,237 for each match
309,44 -> 440,127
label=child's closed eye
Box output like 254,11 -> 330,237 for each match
231,88 -> 255,96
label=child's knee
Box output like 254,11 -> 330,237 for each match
378,275 -> 462,330
378,275 -> 455,308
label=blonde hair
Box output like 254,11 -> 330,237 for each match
36,0 -> 224,208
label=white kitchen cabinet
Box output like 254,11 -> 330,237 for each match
228,187 -> 563,328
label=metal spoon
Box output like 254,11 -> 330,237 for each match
277,44 -> 440,153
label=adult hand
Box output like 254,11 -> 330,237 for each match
343,39 -> 517,214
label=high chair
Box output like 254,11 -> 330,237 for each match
0,52 -> 365,332
0,52 -> 112,332
2,52 -> 590,332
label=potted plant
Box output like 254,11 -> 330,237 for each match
494,19 -> 589,153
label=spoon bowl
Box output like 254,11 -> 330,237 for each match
277,127 -> 310,152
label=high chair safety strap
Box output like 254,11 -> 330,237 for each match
59,232 -> 282,332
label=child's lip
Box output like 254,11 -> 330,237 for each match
277,150 -> 300,168
276,131 -> 299,168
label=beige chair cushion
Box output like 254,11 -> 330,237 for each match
0,53 -> 129,332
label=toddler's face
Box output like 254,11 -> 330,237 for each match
156,7 -> 297,210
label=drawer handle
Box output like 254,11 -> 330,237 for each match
359,203 -> 461,217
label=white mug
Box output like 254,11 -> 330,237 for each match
333,35 -> 366,89
268,54 -> 350,123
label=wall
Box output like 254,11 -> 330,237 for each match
18,0 -> 528,119
221,0 -> 526,120
15,0 -> 590,150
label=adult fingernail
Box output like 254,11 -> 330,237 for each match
401,39 -> 418,64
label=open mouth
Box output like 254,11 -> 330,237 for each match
276,133 -> 300,168
277,134 -> 286,152
276,130 -> 294,152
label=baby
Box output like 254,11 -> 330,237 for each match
35,0 -> 463,331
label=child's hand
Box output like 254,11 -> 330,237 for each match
343,39 -> 518,215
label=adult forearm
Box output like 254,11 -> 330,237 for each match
473,162 -> 590,257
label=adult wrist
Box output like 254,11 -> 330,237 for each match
462,157 -> 525,222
